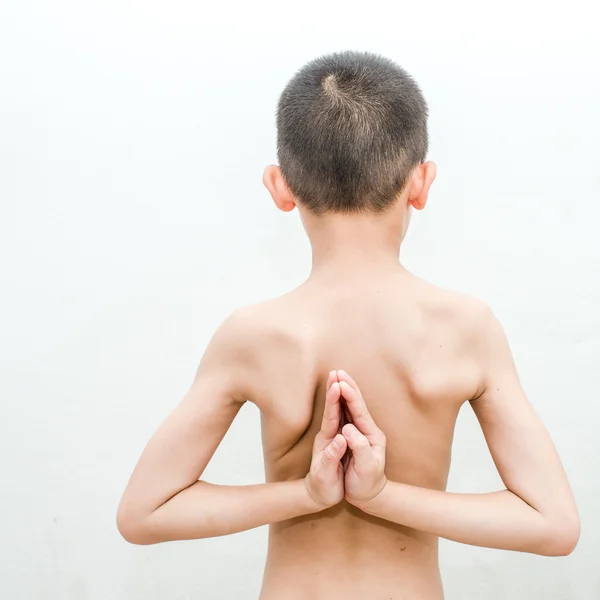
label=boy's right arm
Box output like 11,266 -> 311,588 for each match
116,311 -> 348,545
338,305 -> 580,556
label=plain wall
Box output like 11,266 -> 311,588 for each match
1,1 -> 599,598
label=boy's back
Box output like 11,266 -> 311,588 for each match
249,265 -> 477,598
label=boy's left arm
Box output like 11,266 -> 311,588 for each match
336,305 -> 580,557
116,312 -> 347,545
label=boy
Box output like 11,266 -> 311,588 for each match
117,51 -> 579,599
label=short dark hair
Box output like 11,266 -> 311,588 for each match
276,51 -> 428,214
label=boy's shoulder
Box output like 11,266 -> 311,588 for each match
410,276 -> 497,338
211,294 -> 304,356
206,296 -> 312,403
412,275 -> 491,316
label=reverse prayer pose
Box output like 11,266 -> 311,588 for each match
117,51 -> 579,599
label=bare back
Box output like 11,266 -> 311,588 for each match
247,267 -> 482,599
118,258 -> 577,594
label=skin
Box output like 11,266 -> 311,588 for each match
117,162 -> 579,599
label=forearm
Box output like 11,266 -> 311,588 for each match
359,481 -> 575,556
118,479 -> 319,544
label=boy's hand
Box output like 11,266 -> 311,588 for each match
337,370 -> 388,508
304,371 -> 348,510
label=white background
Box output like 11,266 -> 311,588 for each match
1,1 -> 599,598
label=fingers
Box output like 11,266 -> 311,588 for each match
321,433 -> 347,467
326,369 -> 338,391
341,397 -> 352,428
336,370 -> 360,395
329,370 -> 352,430
320,373 -> 341,438
338,377 -> 382,443
342,423 -> 372,462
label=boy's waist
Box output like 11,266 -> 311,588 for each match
260,535 -> 444,600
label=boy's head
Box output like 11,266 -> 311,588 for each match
264,51 -> 435,219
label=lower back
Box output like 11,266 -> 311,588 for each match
260,503 -> 444,599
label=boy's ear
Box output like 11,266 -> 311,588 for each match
263,165 -> 296,212
408,161 -> 437,211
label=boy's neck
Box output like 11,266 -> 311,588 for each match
304,208 -> 406,280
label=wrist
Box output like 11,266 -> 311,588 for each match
301,477 -> 330,514
348,477 -> 389,514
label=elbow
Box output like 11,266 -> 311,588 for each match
117,519 -> 150,546
538,514 -> 580,557
116,504 -> 156,546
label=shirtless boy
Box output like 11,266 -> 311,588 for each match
117,51 -> 580,599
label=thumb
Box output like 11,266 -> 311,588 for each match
342,423 -> 371,463
321,433 -> 347,468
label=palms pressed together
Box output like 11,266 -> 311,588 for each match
304,370 -> 387,510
